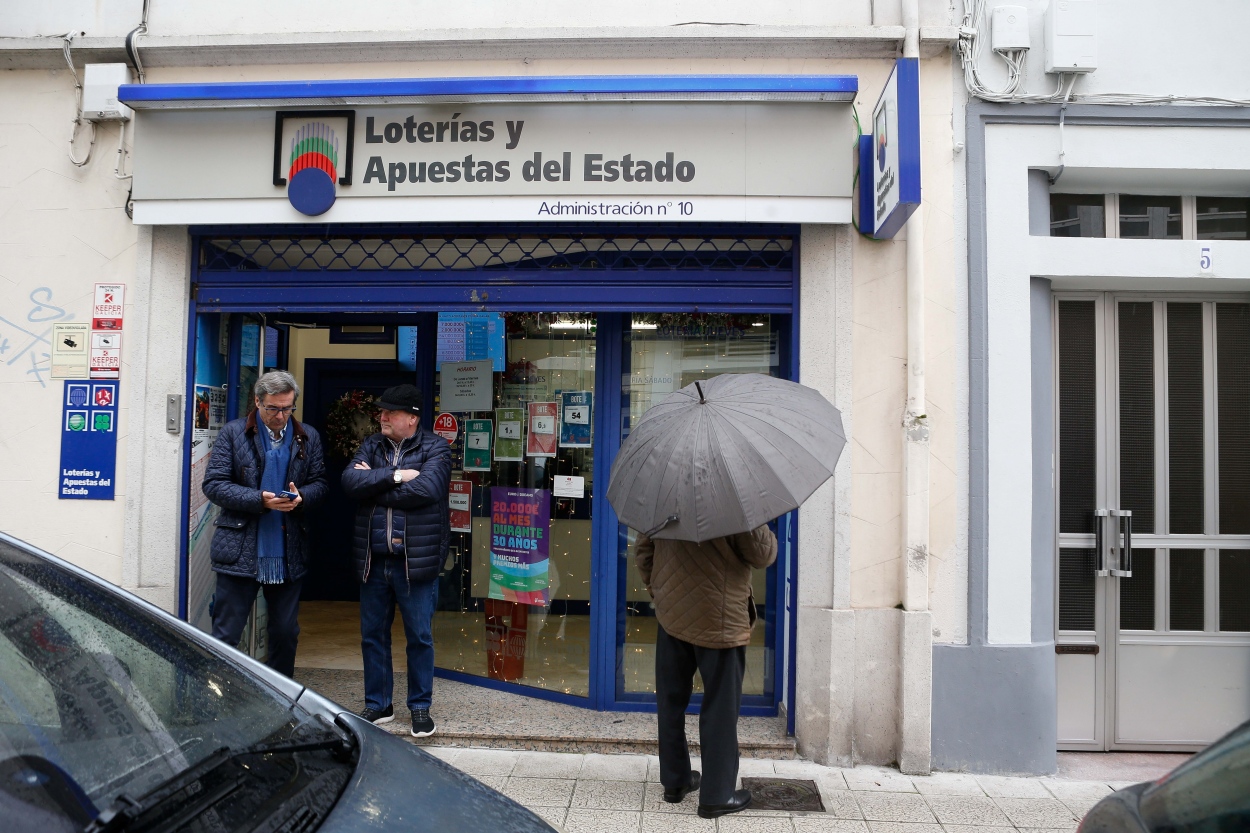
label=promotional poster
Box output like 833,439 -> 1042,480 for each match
488,487 -> 551,605
449,480 -> 472,532
558,390 -> 593,447
495,407 -> 524,461
526,401 -> 558,457
464,418 -> 493,471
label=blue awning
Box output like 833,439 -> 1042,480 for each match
119,74 -> 858,109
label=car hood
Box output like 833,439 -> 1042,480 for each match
318,712 -> 556,833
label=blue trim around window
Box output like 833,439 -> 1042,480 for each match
177,296 -> 197,620
183,222 -> 799,720
120,75 -> 857,107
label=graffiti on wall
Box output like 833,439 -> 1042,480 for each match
0,288 -> 73,388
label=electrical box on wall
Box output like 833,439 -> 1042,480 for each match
82,63 -> 133,121
991,6 -> 1031,52
1045,0 -> 1098,73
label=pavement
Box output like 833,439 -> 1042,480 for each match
421,746 -> 1184,833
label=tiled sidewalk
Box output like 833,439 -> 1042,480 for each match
424,747 -> 1132,832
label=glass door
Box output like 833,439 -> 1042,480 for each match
1056,296 -> 1250,750
431,312 -> 597,699
616,313 -> 784,707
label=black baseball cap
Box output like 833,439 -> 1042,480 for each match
378,384 -> 422,414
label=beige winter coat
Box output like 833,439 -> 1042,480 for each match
635,526 -> 778,649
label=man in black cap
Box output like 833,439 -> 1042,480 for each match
341,384 -> 451,737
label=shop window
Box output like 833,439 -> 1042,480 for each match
1196,197 -> 1250,240
1050,194 -> 1106,238
1119,195 -> 1182,240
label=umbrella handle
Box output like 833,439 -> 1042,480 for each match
643,515 -> 679,538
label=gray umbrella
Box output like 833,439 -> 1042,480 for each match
607,373 -> 845,543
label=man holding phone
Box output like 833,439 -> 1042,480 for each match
202,370 -> 328,677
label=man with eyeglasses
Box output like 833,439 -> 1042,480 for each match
203,370 -> 328,677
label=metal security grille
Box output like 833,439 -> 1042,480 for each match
198,227 -> 794,273
192,224 -> 799,313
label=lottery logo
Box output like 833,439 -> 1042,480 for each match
287,122 -> 341,216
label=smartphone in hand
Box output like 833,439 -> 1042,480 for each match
277,489 -> 299,500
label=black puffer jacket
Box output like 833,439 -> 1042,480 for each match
201,412 -> 328,581
341,427 -> 452,583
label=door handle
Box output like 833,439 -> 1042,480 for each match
1094,509 -> 1111,577
1094,508 -> 1133,578
1111,509 -> 1132,577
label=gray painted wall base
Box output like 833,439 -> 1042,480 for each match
932,642 -> 1058,774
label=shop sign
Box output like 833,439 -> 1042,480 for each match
494,408 -> 524,461
526,402 -> 558,458
51,323 -> 90,379
464,419 -> 493,471
433,412 -> 459,443
449,480 -> 472,532
860,58 -> 921,239
130,101 -> 854,224
59,381 -> 119,500
558,391 -> 592,448
488,487 -> 551,605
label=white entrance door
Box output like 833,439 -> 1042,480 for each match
1055,295 -> 1250,751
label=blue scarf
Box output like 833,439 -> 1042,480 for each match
256,424 -> 294,584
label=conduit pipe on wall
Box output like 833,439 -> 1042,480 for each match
898,0 -> 932,776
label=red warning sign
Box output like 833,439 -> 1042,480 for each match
433,412 -> 459,443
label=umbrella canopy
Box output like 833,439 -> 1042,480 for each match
607,373 -> 845,543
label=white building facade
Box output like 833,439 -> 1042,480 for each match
4,0 -> 1245,776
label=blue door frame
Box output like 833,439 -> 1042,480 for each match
180,223 -> 802,719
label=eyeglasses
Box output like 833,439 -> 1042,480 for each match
259,406 -> 296,415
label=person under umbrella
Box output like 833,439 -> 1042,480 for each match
608,373 -> 845,819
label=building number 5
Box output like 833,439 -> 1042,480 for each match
1200,246 -> 1212,271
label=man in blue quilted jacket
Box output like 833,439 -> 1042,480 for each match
202,370 -> 328,678
341,384 -> 451,737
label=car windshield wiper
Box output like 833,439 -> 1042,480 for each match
84,727 -> 354,833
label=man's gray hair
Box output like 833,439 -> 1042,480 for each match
254,370 -> 300,401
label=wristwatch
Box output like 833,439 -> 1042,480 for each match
393,469 -> 403,484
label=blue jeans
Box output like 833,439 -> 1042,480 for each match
360,556 -> 437,712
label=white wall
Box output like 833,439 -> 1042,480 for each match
2,0 -> 957,39
968,1 -> 1250,101
0,69 -> 137,583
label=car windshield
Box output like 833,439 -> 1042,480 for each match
0,537 -> 320,819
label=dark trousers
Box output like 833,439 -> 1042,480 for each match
211,573 -> 303,677
655,623 -> 746,806
360,556 -> 438,712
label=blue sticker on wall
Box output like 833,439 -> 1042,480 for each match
59,379 -> 118,500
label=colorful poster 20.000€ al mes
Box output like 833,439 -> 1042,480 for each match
488,487 -> 551,605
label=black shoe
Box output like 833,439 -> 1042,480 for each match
410,708 -> 436,738
663,771 -> 701,803
698,789 -> 752,819
359,705 -> 394,725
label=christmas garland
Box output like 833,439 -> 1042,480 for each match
324,390 -> 380,459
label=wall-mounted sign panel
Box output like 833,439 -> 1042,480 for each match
130,100 -> 854,225
59,380 -> 119,500
864,59 -> 921,239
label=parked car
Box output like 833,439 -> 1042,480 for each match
1078,718 -> 1250,832
0,531 -> 560,833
